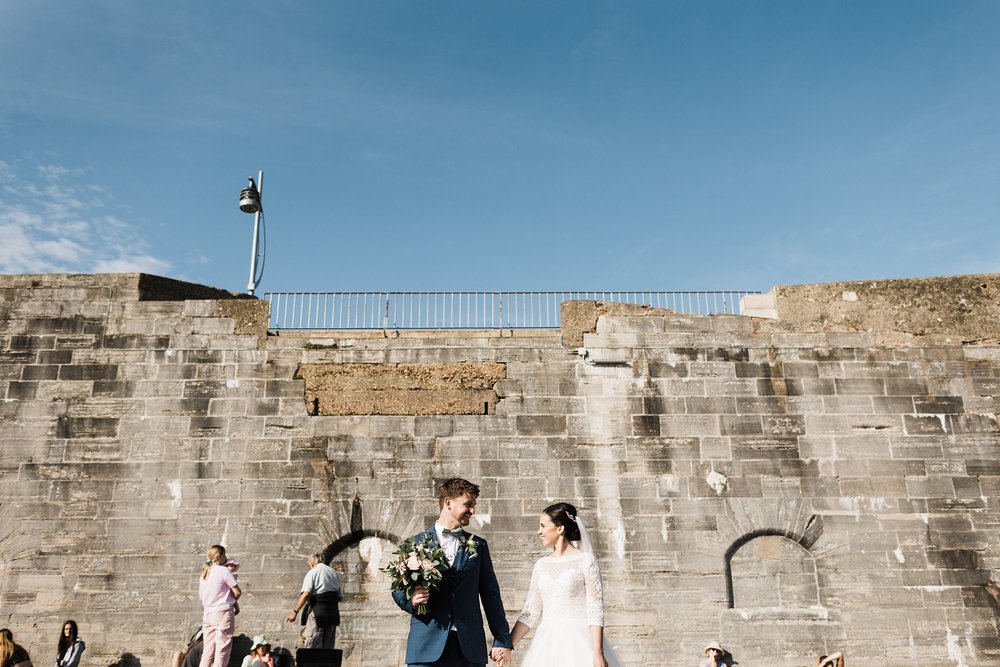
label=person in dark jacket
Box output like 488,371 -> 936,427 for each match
1,629 -> 33,667
286,554 -> 343,649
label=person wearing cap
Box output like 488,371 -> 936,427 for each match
700,641 -> 733,667
240,636 -> 275,667
285,554 -> 343,650
817,651 -> 844,667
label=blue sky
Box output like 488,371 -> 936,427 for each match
2,1 -> 999,294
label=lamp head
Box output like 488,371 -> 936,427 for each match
239,177 -> 260,213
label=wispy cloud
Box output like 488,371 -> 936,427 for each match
0,159 -> 171,276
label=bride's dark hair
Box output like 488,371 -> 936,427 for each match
542,502 -> 581,542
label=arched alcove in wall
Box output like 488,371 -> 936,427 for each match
316,493 -> 416,666
725,530 -> 820,609
322,529 -> 406,665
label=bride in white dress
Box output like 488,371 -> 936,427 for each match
510,502 -> 623,667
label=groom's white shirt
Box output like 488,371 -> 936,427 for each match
434,522 -> 462,632
434,522 -> 460,567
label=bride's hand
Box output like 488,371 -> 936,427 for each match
592,652 -> 607,667
490,647 -> 511,666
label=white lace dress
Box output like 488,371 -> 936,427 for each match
515,553 -> 623,666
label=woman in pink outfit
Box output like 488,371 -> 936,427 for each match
198,545 -> 242,667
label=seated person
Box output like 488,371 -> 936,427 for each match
700,641 -> 734,667
818,652 -> 844,667
241,636 -> 276,667
56,621 -> 85,667
171,627 -> 203,667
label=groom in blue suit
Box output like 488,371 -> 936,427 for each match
392,478 -> 513,667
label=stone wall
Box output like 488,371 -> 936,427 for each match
1,273 -> 999,666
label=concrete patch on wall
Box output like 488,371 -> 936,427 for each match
296,362 -> 506,415
215,298 -> 270,344
561,300 -> 677,348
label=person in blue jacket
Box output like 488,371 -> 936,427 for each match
392,478 -> 513,667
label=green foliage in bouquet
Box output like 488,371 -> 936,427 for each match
383,534 -> 448,615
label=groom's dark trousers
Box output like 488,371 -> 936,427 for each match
409,632 -> 478,667
392,527 -> 513,666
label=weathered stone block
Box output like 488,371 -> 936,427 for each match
913,395 -> 964,414
735,397 -> 789,415
513,414 -> 566,435
647,415 -> 709,439
731,437 -> 799,460
631,415 -> 660,436
685,396 -> 737,414
21,364 -> 60,380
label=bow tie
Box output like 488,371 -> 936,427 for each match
442,528 -> 465,537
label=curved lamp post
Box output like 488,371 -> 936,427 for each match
239,170 -> 265,295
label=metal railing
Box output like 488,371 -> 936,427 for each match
263,290 -> 759,331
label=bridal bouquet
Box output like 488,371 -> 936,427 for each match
383,534 -> 447,615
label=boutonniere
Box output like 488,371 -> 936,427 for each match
458,533 -> 479,558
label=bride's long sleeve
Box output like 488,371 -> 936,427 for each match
583,554 -> 605,627
515,560 -> 544,628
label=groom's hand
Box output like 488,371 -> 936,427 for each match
411,586 -> 430,606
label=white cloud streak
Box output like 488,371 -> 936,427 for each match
0,160 -> 171,276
